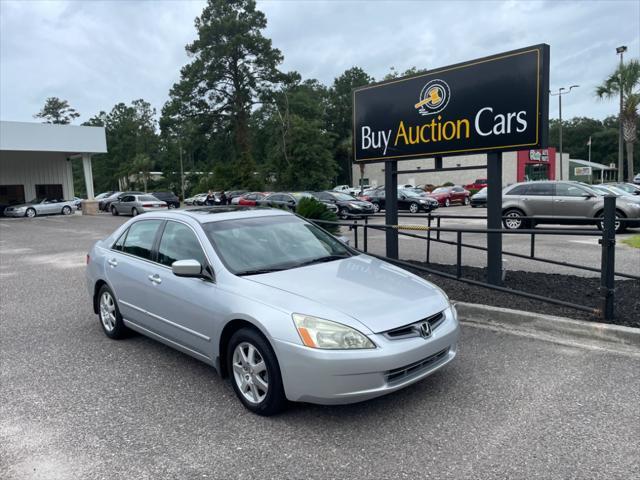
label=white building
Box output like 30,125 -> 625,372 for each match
0,121 -> 107,212
352,148 -> 570,188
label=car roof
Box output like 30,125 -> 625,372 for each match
141,206 -> 293,224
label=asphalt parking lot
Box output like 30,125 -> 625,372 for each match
1,214 -> 639,480
344,206 -> 640,277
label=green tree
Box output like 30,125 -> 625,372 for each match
258,75 -> 337,190
596,59 -> 640,181
131,153 -> 153,192
163,0 -> 283,189
34,97 -> 80,124
326,67 -> 374,185
82,100 -> 160,193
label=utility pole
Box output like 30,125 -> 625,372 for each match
616,46 -> 627,181
550,85 -> 579,180
179,137 -> 185,203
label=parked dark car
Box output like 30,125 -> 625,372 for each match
151,191 -> 180,209
428,186 -> 471,207
364,188 -> 439,213
260,192 -> 339,213
311,191 -> 375,218
99,191 -> 144,211
470,187 -> 487,208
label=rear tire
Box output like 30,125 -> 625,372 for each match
339,207 -> 349,219
444,198 -> 450,207
97,284 -> 129,339
111,206 -> 119,216
463,197 -> 470,206
372,202 -> 380,213
503,209 -> 526,230
596,211 -> 626,233
227,327 -> 287,416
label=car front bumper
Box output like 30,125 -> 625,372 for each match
274,307 -> 460,405
3,209 -> 27,217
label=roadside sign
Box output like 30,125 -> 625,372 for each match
574,166 -> 592,176
353,44 -> 550,163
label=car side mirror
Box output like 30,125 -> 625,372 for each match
172,259 -> 206,278
400,195 -> 406,200
336,235 -> 350,245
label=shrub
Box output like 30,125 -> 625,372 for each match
442,181 -> 454,187
296,197 -> 339,234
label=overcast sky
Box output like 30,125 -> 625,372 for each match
1,0 -> 638,124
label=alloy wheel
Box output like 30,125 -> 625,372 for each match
445,198 -> 450,207
232,342 -> 269,405
62,206 -> 72,215
26,208 -> 36,218
409,202 -> 419,213
99,291 -> 117,332
504,212 -> 522,229
372,203 -> 380,213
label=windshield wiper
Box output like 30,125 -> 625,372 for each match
294,254 -> 350,268
235,267 -> 289,276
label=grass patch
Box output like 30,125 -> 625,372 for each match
621,235 -> 640,248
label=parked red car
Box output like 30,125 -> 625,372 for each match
427,186 -> 471,207
463,178 -> 488,191
237,192 -> 270,206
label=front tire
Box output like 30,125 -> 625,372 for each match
25,208 -> 36,218
227,328 -> 286,416
61,205 -> 72,215
503,209 -> 526,230
463,197 -> 470,206
97,285 -> 129,339
596,212 -> 626,234
372,202 -> 380,213
444,198 -> 450,207
409,202 -> 419,214
339,207 -> 349,219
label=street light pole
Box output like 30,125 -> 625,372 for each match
616,45 -> 627,182
549,85 -> 579,180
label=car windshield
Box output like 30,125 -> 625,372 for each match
27,198 -> 46,203
332,192 -> 355,200
605,186 -> 631,196
203,215 -> 354,275
400,189 -> 421,198
432,187 -> 450,193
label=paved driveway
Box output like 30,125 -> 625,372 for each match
344,206 -> 640,277
1,214 -> 638,479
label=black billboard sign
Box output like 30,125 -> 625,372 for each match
353,44 -> 549,163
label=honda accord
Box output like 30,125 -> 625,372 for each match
86,207 -> 459,415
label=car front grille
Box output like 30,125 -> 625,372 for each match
382,311 -> 445,340
385,348 -> 449,384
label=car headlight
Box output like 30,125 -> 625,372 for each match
292,314 -> 375,349
348,202 -> 361,208
418,199 -> 426,203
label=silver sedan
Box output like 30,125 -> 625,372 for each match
4,198 -> 76,218
110,194 -> 167,216
86,208 -> 459,415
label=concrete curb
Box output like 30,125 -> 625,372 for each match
454,301 -> 640,350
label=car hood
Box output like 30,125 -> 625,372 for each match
244,255 -> 449,333
6,203 -> 35,208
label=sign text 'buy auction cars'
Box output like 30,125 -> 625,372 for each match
353,45 -> 550,163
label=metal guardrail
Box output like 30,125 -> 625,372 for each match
314,197 -> 629,320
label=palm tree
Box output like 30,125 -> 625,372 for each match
596,59 -> 640,182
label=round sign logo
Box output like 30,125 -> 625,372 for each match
415,79 -> 451,116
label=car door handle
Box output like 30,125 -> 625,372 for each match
147,274 -> 162,285
108,258 -> 118,267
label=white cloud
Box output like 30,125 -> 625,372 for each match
1,0 -> 638,123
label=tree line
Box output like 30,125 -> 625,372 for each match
34,0 -> 638,197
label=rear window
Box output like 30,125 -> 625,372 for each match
121,220 -> 162,260
138,195 -> 159,202
505,185 -> 529,195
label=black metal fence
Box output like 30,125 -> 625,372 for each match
314,197 -> 635,321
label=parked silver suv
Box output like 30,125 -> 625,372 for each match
501,181 -> 640,233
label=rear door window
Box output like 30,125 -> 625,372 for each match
506,185 -> 529,195
157,221 -> 207,267
555,184 -> 589,197
526,183 -> 554,196
121,220 -> 163,261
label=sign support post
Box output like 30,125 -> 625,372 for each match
487,152 -> 503,286
385,161 -> 399,259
